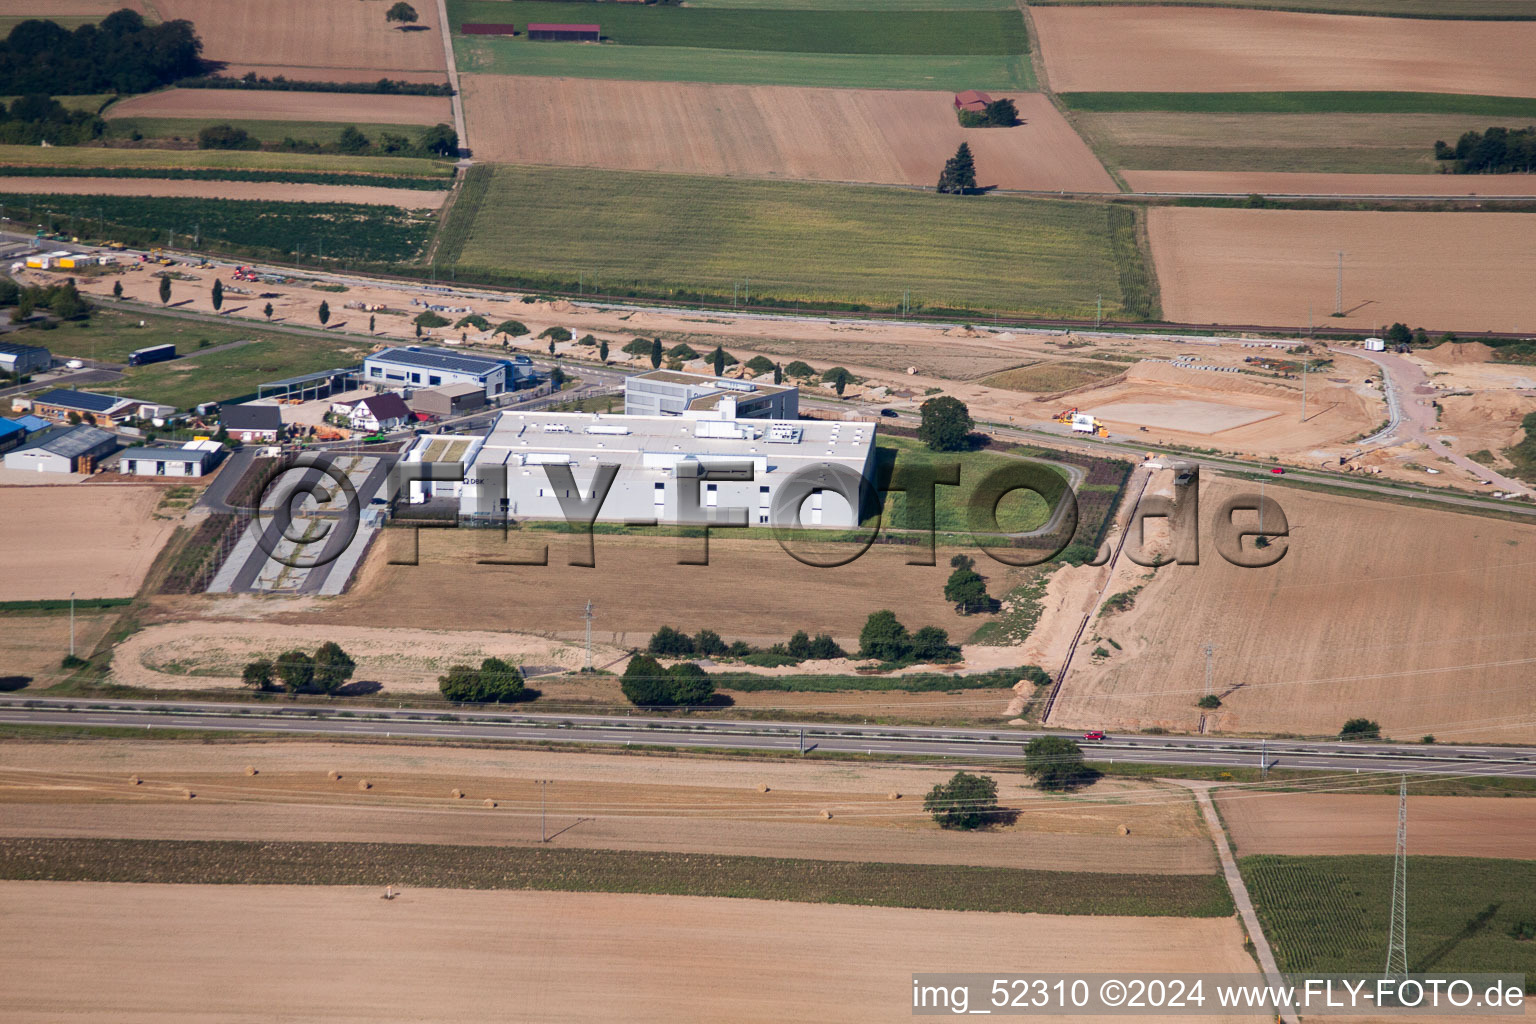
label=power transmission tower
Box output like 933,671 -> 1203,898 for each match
1202,643 -> 1216,697
1335,251 -> 1344,317
1386,776 -> 1409,980
1301,360 -> 1308,422
583,600 -> 594,671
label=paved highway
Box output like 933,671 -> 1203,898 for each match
3,697 -> 1533,778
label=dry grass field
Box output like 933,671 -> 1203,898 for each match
0,485 -> 177,600
2,882 -> 1257,1022
1031,7 -> 1536,96
461,76 -> 1116,192
149,0 -> 448,78
1218,793 -> 1536,859
1124,170 -> 1536,196
104,89 -> 452,126
0,0 -> 141,12
0,176 -> 447,207
0,612 -> 114,689
1051,474 -> 1536,742
982,360 -> 1122,393
0,741 -> 1217,874
1147,208 -> 1536,333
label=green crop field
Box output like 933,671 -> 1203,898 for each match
1241,855 -> 1536,988
438,165 -> 1153,319
0,837 -> 1235,917
877,436 -> 1064,533
0,164 -> 449,189
453,1 -> 1026,53
458,41 -> 1033,89
1028,0 -> 1536,17
0,144 -> 453,177
690,0 -> 1014,8
1061,92 -> 1536,116
103,117 -> 435,148
0,191 -> 435,265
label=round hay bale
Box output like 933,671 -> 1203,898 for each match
756,783 -> 770,793
1117,824 -> 1131,836
819,809 -> 833,820
887,792 -> 901,801
483,798 -> 497,808
357,779 -> 371,791
127,775 -> 141,786
244,765 -> 258,777
451,788 -> 463,799
327,770 -> 342,781
182,789 -> 195,800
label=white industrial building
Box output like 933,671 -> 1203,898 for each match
364,347 -> 524,397
458,408 -> 877,528
400,433 -> 487,503
118,439 -> 223,477
624,369 -> 798,419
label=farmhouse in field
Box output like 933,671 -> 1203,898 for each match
526,22 -> 599,42
624,369 -> 799,419
954,90 -> 992,113
457,410 -> 877,528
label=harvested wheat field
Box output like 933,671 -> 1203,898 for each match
1218,793 -> 1536,859
1050,474 -> 1536,742
149,0 -> 447,75
0,741 -> 1215,873
2,882 -> 1257,1023
0,0 -> 140,12
0,612 -> 115,689
1124,170 -> 1536,197
0,485 -> 176,600
1032,7 -> 1536,96
1148,208 -> 1536,333
104,88 -> 452,127
0,176 -> 446,208
462,76 -> 1116,193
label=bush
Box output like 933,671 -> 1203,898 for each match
693,629 -> 728,658
414,310 -> 449,329
1023,736 -> 1098,791
741,651 -> 802,668
197,123 -> 258,151
494,319 -> 529,337
1196,694 -> 1222,709
784,360 -> 815,378
745,355 -> 775,374
455,314 -> 490,330
620,654 -> 713,707
538,326 -> 572,342
438,657 -> 526,703
910,625 -> 959,663
666,343 -> 699,360
275,649 -> 314,693
60,654 -> 89,669
242,657 -> 274,691
923,771 -> 1002,830
312,641 -> 356,694
647,625 -> 695,657
858,610 -> 910,662
1340,718 -> 1381,740
623,338 -> 655,356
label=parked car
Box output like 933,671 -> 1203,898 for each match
64,359 -> 84,370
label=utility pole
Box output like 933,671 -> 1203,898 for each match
799,727 -> 805,755
1301,360 -> 1308,422
1096,294 -> 1103,331
1386,776 -> 1409,980
1260,738 -> 1267,780
537,779 -> 551,842
69,591 -> 75,658
1202,642 -> 1215,698
1335,251 -> 1344,317
583,600 -> 594,671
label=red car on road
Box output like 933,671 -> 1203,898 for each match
1083,730 -> 1106,741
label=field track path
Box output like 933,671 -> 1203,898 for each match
1176,780 -> 1299,1024
434,0 -> 468,155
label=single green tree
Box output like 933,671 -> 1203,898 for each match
419,123 -> 458,158
318,300 -> 330,326
158,275 -> 171,305
982,98 -> 1019,126
476,657 -> 525,702
648,625 -> 695,657
773,362 -> 783,385
621,653 -> 673,706
668,662 -> 715,707
275,649 -> 314,693
312,641 -> 356,694
923,771 -> 1001,830
550,366 -> 565,390
944,567 -> 990,614
211,278 -> 223,311
910,625 -> 955,662
369,314 -> 376,334
858,610 -> 911,662
1022,736 -> 1097,791
650,338 -> 663,369
693,629 -> 728,657
937,142 -> 977,194
241,658 -> 274,691
1385,322 -> 1413,346
263,302 -> 273,320
386,2 -> 419,24
438,664 -> 478,702
599,338 -> 609,363
112,280 -> 123,299
917,395 -> 973,451
712,346 -> 726,377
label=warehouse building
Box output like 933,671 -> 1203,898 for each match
29,389 -> 140,426
3,424 -> 117,473
118,440 -> 223,478
400,433 -> 488,503
364,347 -> 514,397
408,381 -> 487,419
526,22 -> 599,41
0,418 -> 25,452
458,410 -> 877,528
0,341 -> 50,377
624,369 -> 799,420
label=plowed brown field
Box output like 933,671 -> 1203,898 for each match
1125,170 -> 1536,197
1050,474 -> 1536,742
462,76 -> 1117,193
0,485 -> 176,600
1218,793 -> 1536,859
4,883 -> 1258,1023
105,88 -> 452,126
1147,208 -> 1536,333
150,0 -> 447,74
1032,7 -> 1536,96
0,176 -> 446,207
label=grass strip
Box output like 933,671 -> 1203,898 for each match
0,837 -> 1234,916
0,164 -> 448,190
1060,92 -> 1536,116
0,597 -> 132,613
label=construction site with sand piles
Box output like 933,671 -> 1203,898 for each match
1048,474 -> 1536,743
2,882 -> 1257,1023
461,77 -> 1116,193
1218,792 -> 1536,859
1147,208 -> 1536,334
0,741 -> 1218,874
1031,7 -> 1536,96
0,485 -> 178,600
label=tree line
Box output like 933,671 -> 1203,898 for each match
0,94 -> 103,146
0,11 -> 202,95
181,73 -> 453,97
1434,126 -> 1536,174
